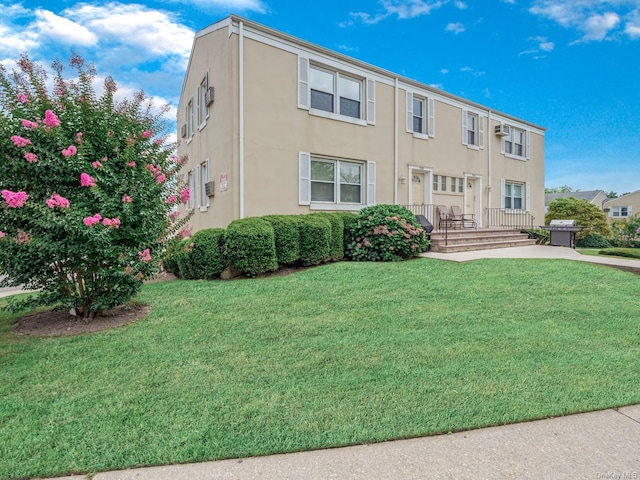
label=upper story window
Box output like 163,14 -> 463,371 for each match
462,110 -> 484,149
298,56 -> 376,125
502,125 -> 530,160
611,206 -> 630,218
405,92 -> 435,138
186,98 -> 194,137
197,74 -> 210,127
310,65 -> 362,119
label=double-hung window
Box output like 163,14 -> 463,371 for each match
310,66 -> 362,119
199,160 -> 210,210
299,153 -> 375,207
405,92 -> 435,138
502,125 -> 530,160
186,98 -> 194,137
462,110 -> 484,149
501,180 -> 530,211
310,157 -> 362,203
197,74 -> 209,127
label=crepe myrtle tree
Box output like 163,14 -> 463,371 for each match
0,54 -> 192,320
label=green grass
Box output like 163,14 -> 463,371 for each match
1,258 -> 640,479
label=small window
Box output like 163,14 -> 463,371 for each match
612,206 -> 629,218
451,177 -> 456,192
441,175 -> 447,192
413,97 -> 424,134
467,113 -> 477,146
504,182 -> 524,210
505,127 -> 526,157
197,74 -> 209,126
433,175 -> 438,191
458,178 -> 464,193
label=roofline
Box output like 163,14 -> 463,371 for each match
604,189 -> 640,204
193,15 -> 546,132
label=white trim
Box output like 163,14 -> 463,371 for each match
525,181 -> 531,212
367,161 -> 376,206
308,108 -> 367,126
366,78 -> 376,125
298,152 -> 311,205
427,97 -> 435,137
298,56 -> 309,109
239,21 -> 245,218
406,91 -> 413,133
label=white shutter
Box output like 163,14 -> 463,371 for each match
479,115 -> 484,149
406,91 -> 413,133
299,152 -> 311,205
462,109 -> 468,145
525,182 -> 531,212
195,167 -> 201,208
500,179 -> 506,209
298,57 -> 309,109
525,130 -> 531,160
628,205 -> 633,215
367,161 -> 376,206
366,78 -> 376,125
427,97 -> 435,137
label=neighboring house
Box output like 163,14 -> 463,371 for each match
603,190 -> 640,222
177,15 -> 545,231
544,190 -> 608,213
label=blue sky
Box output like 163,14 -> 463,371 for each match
2,0 -> 639,194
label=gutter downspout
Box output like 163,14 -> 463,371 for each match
394,78 -> 399,205
487,110 -> 492,212
239,20 -> 245,218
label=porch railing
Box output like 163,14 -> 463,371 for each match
402,204 -> 436,225
486,208 -> 535,230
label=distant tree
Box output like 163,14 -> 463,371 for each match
545,185 -> 576,194
545,198 -> 612,240
606,191 -> 618,199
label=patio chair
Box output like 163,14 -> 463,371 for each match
436,205 -> 461,229
450,205 -> 477,229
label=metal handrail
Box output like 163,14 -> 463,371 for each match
486,208 -> 535,230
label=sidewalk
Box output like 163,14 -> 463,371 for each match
28,246 -> 640,479
43,405 -> 640,480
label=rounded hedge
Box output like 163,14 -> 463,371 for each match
298,215 -> 331,266
262,215 -> 300,266
225,217 -> 278,277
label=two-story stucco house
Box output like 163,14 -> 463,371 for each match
604,190 -> 640,222
177,15 -> 545,232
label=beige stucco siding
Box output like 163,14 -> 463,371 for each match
604,191 -> 640,222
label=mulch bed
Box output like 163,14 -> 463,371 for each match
12,303 -> 150,337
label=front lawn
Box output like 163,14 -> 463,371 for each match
1,259 -> 639,479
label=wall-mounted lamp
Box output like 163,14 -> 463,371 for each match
399,175 -> 407,184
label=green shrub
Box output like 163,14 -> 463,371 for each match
597,248 -> 640,259
225,218 -> 278,277
577,232 -> 611,249
173,239 -> 195,279
298,215 -> 331,266
522,228 -> 550,245
262,215 -> 300,266
162,237 -> 182,275
545,197 -> 611,240
312,213 -> 345,261
346,204 -> 429,261
185,228 -> 227,279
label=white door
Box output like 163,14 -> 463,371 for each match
411,173 -> 425,205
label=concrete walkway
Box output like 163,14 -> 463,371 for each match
24,246 -> 640,479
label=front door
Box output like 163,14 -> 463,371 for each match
411,173 -> 425,205
466,178 -> 476,216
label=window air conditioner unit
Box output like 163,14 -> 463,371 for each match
205,181 -> 215,197
181,123 -> 187,138
495,124 -> 510,136
205,87 -> 214,107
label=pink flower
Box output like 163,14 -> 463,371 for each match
179,227 -> 192,239
24,152 -> 37,163
102,156 -> 108,162
146,164 -> 162,176
76,132 -> 83,143
17,93 -> 29,104
170,210 -> 180,219
43,110 -> 61,128
92,161 -> 103,169
0,231 -> 5,239
80,172 -> 97,187
11,135 -> 31,147
2,189 -> 28,208
126,161 -> 136,167
142,130 -> 152,138
154,138 -> 163,146
102,217 -> 121,229
180,187 -> 190,204
45,193 -> 70,209
156,174 -> 166,184
21,119 -> 38,130
62,145 -> 77,157
83,214 -> 102,226
166,195 -> 177,204
138,248 -> 152,262
122,194 -> 132,203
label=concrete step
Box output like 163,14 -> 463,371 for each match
430,238 -> 537,253
431,233 -> 531,245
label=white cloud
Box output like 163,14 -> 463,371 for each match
65,3 -> 193,60
0,24 -> 40,54
440,68 -> 449,74
445,22 -> 465,34
520,35 -> 555,57
162,0 -> 267,13
529,1 -> 639,42
33,9 -> 98,46
454,1 -> 468,9
624,8 -> 640,37
461,66 -> 485,76
346,0 -> 447,25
